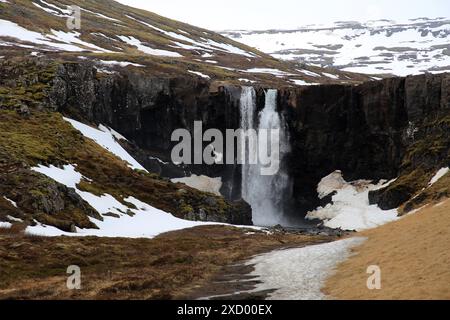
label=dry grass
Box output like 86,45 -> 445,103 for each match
324,199 -> 450,300
0,226 -> 329,300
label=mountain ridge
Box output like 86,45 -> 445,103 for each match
0,0 -> 371,87
221,17 -> 450,76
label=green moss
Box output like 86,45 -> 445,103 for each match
179,203 -> 194,216
0,59 -> 57,110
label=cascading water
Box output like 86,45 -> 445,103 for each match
240,87 -> 292,226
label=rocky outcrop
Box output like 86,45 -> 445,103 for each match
279,73 -> 450,213
0,167 -> 101,232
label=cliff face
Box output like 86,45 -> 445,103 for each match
49,62 -> 450,218
50,63 -> 244,200
280,73 -> 450,214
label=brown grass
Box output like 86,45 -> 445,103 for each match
0,0 -> 370,86
0,225 -> 329,300
324,199 -> 450,300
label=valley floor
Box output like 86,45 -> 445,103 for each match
0,225 -> 329,300
1,199 -> 448,300
324,199 -> 450,300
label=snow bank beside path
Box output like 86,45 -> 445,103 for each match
245,237 -> 366,300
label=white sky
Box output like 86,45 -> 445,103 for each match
115,0 -> 450,30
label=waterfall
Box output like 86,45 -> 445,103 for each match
240,87 -> 291,226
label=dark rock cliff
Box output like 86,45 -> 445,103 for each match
50,63 -> 244,200
49,62 -> 450,219
279,73 -> 450,214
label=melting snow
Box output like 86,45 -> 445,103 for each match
306,170 -> 399,231
2,196 -> 17,208
171,175 -> 223,196
322,72 -> 340,79
28,165 -> 222,238
291,79 -> 318,86
28,165 -> 259,238
80,8 -> 121,22
98,124 -> 128,141
244,237 -> 367,300
244,68 -> 292,77
0,222 -> 12,229
238,78 -> 256,83
7,215 -> 23,222
64,117 -> 146,171
188,70 -> 211,79
298,69 -> 320,77
118,35 -> 182,57
202,39 -> 256,57
98,59 -> 144,68
224,20 -> 450,76
0,19 -> 110,52
126,19 -> 256,58
46,30 -> 112,52
429,167 -> 449,186
32,1 -> 70,17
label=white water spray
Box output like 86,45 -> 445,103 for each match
240,87 -> 292,226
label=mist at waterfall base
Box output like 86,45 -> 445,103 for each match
240,87 -> 302,227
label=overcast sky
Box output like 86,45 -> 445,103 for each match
116,0 -> 450,30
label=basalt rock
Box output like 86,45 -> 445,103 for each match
48,62 -> 450,219
279,73 -> 450,213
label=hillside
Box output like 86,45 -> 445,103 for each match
221,18 -> 450,76
0,0 -> 370,87
324,200 -> 450,300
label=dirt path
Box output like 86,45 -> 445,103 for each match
183,238 -> 340,300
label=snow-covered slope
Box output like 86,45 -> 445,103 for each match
0,0 -> 370,86
28,164 -> 221,238
221,18 -> 450,76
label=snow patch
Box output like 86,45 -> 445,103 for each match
306,171 -> 399,231
28,165 -> 222,238
3,196 -> 17,208
81,8 -> 121,22
171,175 -> 223,196
238,78 -> 256,83
290,79 -> 318,86
0,19 -> 111,52
188,70 -> 211,79
98,59 -> 144,68
322,72 -> 340,79
244,237 -> 366,299
118,35 -> 182,57
63,117 -> 146,171
98,124 -> 128,141
244,68 -> 292,77
7,215 -> 22,222
202,39 -> 255,57
0,222 -> 12,229
428,167 -> 449,186
298,69 -> 320,77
